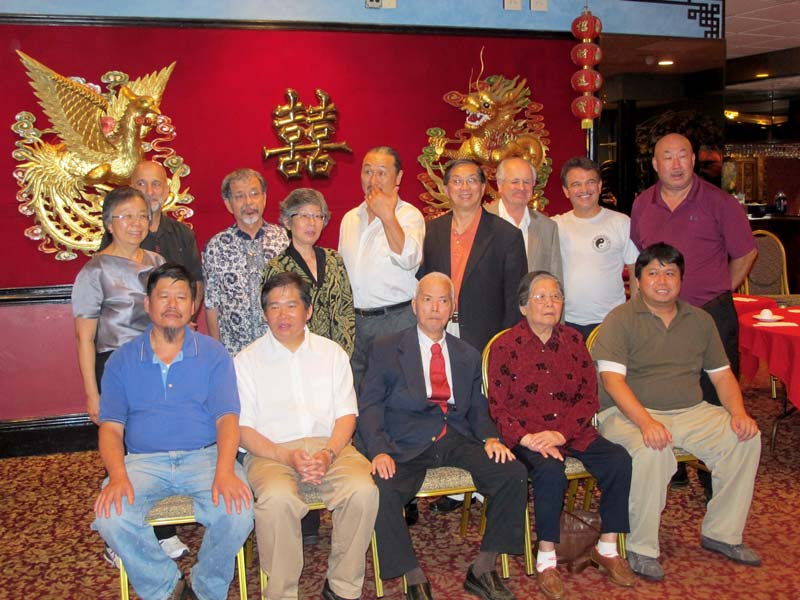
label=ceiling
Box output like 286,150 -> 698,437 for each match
726,0 -> 800,59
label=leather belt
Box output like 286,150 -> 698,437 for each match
354,300 -> 411,317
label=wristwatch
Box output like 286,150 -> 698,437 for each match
322,447 -> 336,461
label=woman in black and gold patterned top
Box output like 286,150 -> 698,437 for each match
263,188 -> 355,356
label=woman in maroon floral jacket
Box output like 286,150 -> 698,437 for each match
487,271 -> 635,599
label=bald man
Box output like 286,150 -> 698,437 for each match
130,161 -> 204,310
631,134 -> 756,407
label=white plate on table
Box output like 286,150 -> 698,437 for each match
753,314 -> 784,322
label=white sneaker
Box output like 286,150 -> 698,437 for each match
159,535 -> 190,559
103,545 -> 121,569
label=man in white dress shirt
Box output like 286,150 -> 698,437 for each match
235,272 -> 379,600
339,146 -> 425,390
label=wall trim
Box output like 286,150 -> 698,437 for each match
0,13 -> 568,40
0,414 -> 96,457
0,284 -> 72,305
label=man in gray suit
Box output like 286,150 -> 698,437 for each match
485,157 -> 562,283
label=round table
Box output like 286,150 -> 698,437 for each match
739,307 -> 800,450
733,294 -> 778,317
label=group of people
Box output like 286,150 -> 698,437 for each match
72,134 -> 762,600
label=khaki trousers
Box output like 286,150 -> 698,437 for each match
598,402 -> 761,558
245,438 -> 379,600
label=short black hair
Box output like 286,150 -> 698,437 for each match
261,271 -> 312,311
559,156 -> 601,187
146,263 -> 196,301
443,159 -> 486,185
365,146 -> 402,172
634,242 -> 685,279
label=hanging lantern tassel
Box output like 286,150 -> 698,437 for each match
570,8 -> 604,130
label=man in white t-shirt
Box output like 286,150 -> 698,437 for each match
553,157 -> 639,340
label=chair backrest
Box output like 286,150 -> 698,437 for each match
744,230 -> 789,295
584,325 -> 601,352
481,328 -> 511,396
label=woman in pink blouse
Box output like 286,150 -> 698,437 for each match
487,271 -> 635,599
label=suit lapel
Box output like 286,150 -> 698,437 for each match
435,213 -> 453,276
526,208 -> 538,264
446,334 -> 470,409
398,329 -> 428,406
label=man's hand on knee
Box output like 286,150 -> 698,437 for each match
639,418 -> 673,450
212,470 -> 253,514
94,476 -> 134,518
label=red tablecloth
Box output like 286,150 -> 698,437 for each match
733,294 -> 778,316
739,307 -> 800,409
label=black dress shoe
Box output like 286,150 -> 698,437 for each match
405,499 -> 420,526
321,578 -> 359,600
405,581 -> 433,600
669,463 -> 689,489
302,510 -> 321,544
429,496 -> 463,513
463,567 -> 515,600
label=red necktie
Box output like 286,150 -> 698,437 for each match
430,342 -> 451,439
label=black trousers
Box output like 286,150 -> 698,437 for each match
564,322 -> 600,343
700,292 -> 739,407
514,436 -> 631,543
372,430 -> 528,579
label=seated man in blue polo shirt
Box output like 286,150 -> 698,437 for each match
93,263 -> 253,600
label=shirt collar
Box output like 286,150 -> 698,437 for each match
631,293 -> 693,318
416,327 -> 447,351
139,325 -> 199,362
498,200 -> 531,230
233,222 -> 266,240
263,325 -> 313,358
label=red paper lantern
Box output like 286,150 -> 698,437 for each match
570,69 -> 603,93
571,95 -> 603,129
570,42 -> 602,67
572,10 -> 602,41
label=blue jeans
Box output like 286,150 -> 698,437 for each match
93,446 -> 253,600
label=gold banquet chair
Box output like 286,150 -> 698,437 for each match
255,471 -> 499,598
586,326 -> 707,493
118,495 -> 248,600
482,329 -> 597,537
740,230 -> 790,297
370,466 -> 530,597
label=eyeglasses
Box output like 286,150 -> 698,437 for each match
530,293 -> 564,304
448,176 -> 482,187
292,212 -> 325,222
230,190 -> 263,202
110,213 -> 149,224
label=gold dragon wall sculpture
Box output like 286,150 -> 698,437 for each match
418,73 -> 551,217
11,51 -> 194,261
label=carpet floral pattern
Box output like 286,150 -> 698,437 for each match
1,380 -> 799,599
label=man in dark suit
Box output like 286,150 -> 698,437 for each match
357,272 -> 528,600
418,159 -> 527,354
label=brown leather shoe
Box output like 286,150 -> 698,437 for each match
590,548 -> 637,587
536,567 -> 565,600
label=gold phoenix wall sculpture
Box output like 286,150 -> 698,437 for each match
11,51 -> 193,261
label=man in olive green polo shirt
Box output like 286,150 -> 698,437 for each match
591,242 -> 761,582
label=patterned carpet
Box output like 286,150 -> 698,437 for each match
2,375 -> 799,600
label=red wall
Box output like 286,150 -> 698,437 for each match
0,23 -> 582,420
0,23 -> 581,289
